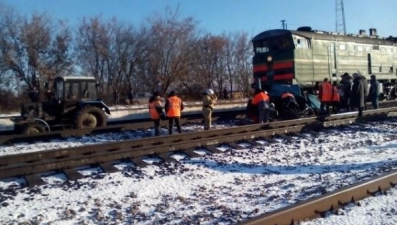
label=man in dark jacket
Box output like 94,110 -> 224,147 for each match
369,74 -> 380,109
350,73 -> 367,117
340,73 -> 352,111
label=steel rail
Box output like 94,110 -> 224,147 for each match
1,99 -> 396,143
238,170 -> 397,225
0,109 -> 245,144
0,107 -> 394,186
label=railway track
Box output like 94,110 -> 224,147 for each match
0,109 -> 245,144
1,99 -> 396,145
0,107 -> 395,187
238,170 -> 397,225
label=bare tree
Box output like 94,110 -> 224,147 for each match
143,6 -> 199,96
223,32 -> 253,97
75,16 -> 111,96
0,10 -> 73,91
233,32 -> 253,96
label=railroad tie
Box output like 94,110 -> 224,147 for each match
205,146 -> 223,154
130,157 -> 150,167
183,149 -> 202,158
277,134 -> 293,143
156,153 -> 177,162
24,174 -> 46,187
244,140 -> 262,147
63,168 -> 85,180
227,142 -> 244,150
99,162 -> 119,173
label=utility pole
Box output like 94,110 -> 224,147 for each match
281,20 -> 287,30
335,0 -> 346,34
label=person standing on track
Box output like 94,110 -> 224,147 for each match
165,91 -> 184,134
350,73 -> 366,117
369,74 -> 380,109
252,88 -> 270,123
319,78 -> 333,115
340,73 -> 352,111
202,88 -> 217,130
331,82 -> 340,114
148,91 -> 164,136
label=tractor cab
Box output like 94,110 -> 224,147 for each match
16,76 -> 110,134
51,76 -> 99,102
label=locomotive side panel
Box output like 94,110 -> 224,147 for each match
336,42 -> 368,77
311,39 -> 334,83
292,35 -> 314,87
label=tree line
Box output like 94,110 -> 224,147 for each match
0,4 -> 253,110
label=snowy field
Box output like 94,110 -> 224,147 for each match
0,120 -> 397,224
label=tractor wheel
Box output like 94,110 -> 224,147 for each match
23,122 -> 46,134
74,106 -> 107,129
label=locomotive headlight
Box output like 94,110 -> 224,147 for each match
267,55 -> 272,62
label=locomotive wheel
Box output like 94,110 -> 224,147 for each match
23,122 -> 46,134
74,106 -> 107,129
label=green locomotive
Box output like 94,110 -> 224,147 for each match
252,26 -> 397,97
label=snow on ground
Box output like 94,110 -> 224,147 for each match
0,120 -> 397,224
304,187 -> 397,225
0,120 -> 237,156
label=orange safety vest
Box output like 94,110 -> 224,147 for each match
252,92 -> 269,104
166,96 -> 182,117
332,86 -> 340,102
281,92 -> 294,99
148,100 -> 161,120
320,82 -> 333,102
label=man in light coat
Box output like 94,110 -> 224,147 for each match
202,88 -> 217,130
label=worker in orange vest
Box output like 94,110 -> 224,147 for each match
252,88 -> 270,123
331,83 -> 340,114
165,91 -> 184,134
319,78 -> 333,115
148,91 -> 164,136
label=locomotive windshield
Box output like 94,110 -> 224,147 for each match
253,35 -> 294,54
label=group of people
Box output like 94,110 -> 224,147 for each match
319,72 -> 380,117
148,88 -> 217,136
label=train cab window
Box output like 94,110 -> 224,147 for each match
339,44 -> 346,50
293,37 -> 309,49
254,35 -> 293,53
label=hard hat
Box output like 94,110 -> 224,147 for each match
206,88 -> 214,95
